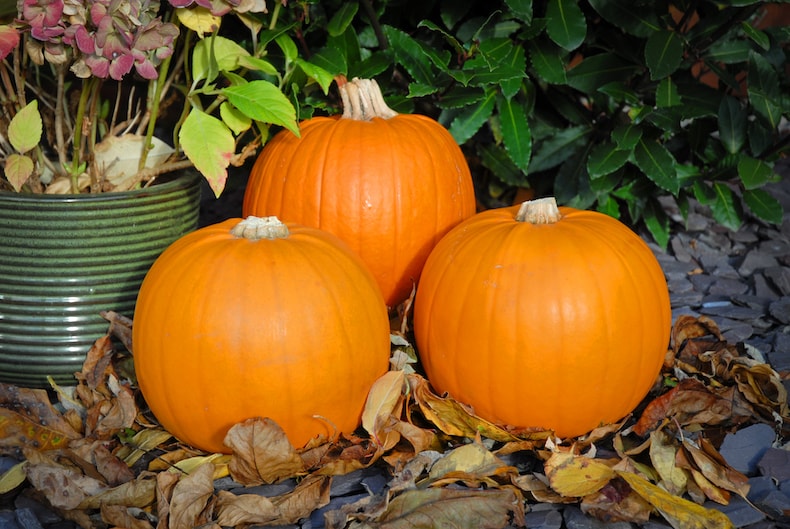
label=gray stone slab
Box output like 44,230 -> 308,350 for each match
719,423 -> 776,476
757,448 -> 790,482
704,495 -> 766,527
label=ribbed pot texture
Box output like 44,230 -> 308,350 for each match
0,171 -> 201,388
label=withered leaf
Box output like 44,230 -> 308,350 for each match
168,462 -> 215,529
76,334 -> 115,390
580,478 -> 653,524
155,469 -> 180,529
427,442 -> 516,487
0,384 -> 81,454
408,374 -> 525,443
649,430 -> 689,496
544,451 -> 616,498
680,438 -> 749,499
633,379 -> 735,436
617,470 -> 734,529
25,460 -> 105,510
78,475 -> 157,510
93,443 -> 135,486
731,361 -> 790,418
0,461 -> 27,494
362,370 -> 406,446
215,474 -> 331,527
225,418 -> 305,485
374,487 -> 523,529
100,504 -> 154,529
116,429 -> 174,466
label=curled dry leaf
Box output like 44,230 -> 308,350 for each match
427,442 -> 517,488
77,475 -> 157,510
168,462 -> 215,529
362,370 -> 406,446
215,474 -> 331,527
100,504 -> 154,529
373,487 -> 524,529
225,417 -> 305,485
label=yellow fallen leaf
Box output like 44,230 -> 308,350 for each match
544,451 -> 616,498
649,430 -> 689,496
169,453 -> 231,480
427,442 -> 516,486
617,470 -> 734,529
116,429 -> 174,466
0,461 -> 27,494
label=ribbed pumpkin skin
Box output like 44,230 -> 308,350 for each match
242,113 -> 476,307
132,218 -> 391,453
413,205 -> 671,438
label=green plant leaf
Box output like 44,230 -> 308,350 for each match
747,50 -> 782,129
611,123 -> 642,151
545,0 -> 587,51
327,2 -> 358,37
180,109 -> 235,198
656,77 -> 681,108
238,56 -> 279,76
219,101 -> 251,135
587,0 -> 661,37
737,155 -> 775,190
222,80 -> 298,136
705,38 -> 752,64
644,30 -> 683,80
505,0 -> 533,24
435,86 -> 486,109
3,153 -> 34,191
598,82 -> 640,105
741,21 -> 769,51
448,90 -> 496,144
748,118 -> 774,157
529,125 -> 591,173
743,188 -> 783,224
498,96 -> 532,173
294,59 -> 334,95
718,96 -> 746,154
643,199 -> 670,249
309,46 -> 348,78
711,182 -> 742,231
384,25 -> 435,84
192,36 -> 249,83
275,34 -> 299,64
478,143 -> 527,187
566,53 -> 637,93
528,39 -> 567,84
634,138 -> 679,194
8,100 -> 42,154
587,141 -> 630,179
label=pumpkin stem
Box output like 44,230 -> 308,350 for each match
339,77 -> 398,121
515,197 -> 562,225
231,216 -> 290,240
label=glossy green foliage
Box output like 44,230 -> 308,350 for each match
258,0 -> 789,246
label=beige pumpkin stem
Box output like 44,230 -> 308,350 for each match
515,197 -> 562,225
338,76 -> 398,121
231,216 -> 290,240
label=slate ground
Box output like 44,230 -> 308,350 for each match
1,162 -> 790,529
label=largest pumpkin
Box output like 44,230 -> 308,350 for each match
413,197 -> 672,438
132,216 -> 391,453
243,77 -> 476,308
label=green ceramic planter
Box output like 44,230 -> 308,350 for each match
0,171 -> 201,388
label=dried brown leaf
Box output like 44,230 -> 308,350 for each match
93,443 -> 135,486
680,438 -> 749,499
0,384 -> 81,455
408,374 -> 528,443
168,462 -> 215,529
633,379 -> 735,436
116,429 -> 174,466
731,361 -> 790,418
581,478 -> 653,524
78,474 -> 157,510
215,474 -> 331,527
373,487 -> 523,529
76,334 -> 115,390
24,459 -> 105,510
617,470 -> 734,529
100,504 -> 154,529
225,418 -> 305,485
155,469 -> 180,529
362,370 -> 406,445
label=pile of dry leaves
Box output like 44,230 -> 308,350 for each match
0,312 -> 788,529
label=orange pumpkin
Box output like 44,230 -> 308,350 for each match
132,216 -> 391,453
413,197 -> 671,438
243,77 -> 476,308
